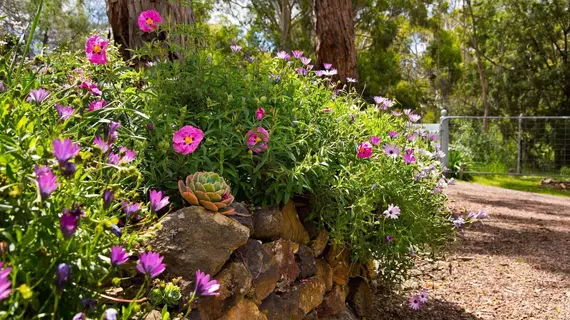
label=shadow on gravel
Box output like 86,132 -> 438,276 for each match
373,292 -> 482,320
453,222 -> 570,276
453,193 -> 570,217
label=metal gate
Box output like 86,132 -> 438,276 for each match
438,111 -> 570,177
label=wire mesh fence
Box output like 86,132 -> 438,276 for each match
440,115 -> 570,177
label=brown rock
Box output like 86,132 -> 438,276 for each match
280,200 -> 310,245
220,299 -> 267,320
320,308 -> 358,320
315,260 -> 333,292
252,206 -> 283,241
264,239 -> 300,291
311,230 -> 329,257
284,277 -> 326,315
198,262 -> 253,319
348,261 -> 376,279
303,310 -> 319,320
235,239 -> 279,304
259,293 -> 304,320
325,246 -> 350,286
346,277 -> 373,318
228,202 -> 254,234
149,207 -> 250,277
143,310 -> 162,320
296,245 -> 317,279
317,285 -> 348,317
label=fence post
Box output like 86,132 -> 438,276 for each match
440,109 -> 449,170
517,114 -> 523,175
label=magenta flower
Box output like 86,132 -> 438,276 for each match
60,210 -> 79,238
296,67 -> 308,76
383,204 -> 400,219
109,147 -> 136,165
291,50 -> 303,59
322,108 -> 333,113
383,144 -> 401,158
370,136 -> 381,145
276,51 -> 290,60
93,136 -> 109,152
386,235 -> 393,242
245,127 -> 269,153
149,190 -> 169,213
35,165 -> 59,198
80,81 -> 102,96
357,141 -> 373,159
85,35 -> 109,65
0,262 -> 12,301
388,131 -> 399,138
56,263 -> 71,289
110,246 -> 128,266
407,134 -> 417,141
256,107 -> 266,121
138,10 -> 162,32
409,295 -> 422,310
418,290 -> 429,303
230,44 -> 242,53
52,138 -> 80,164
346,77 -> 357,83
172,125 -> 204,155
103,189 -> 114,209
27,88 -> 49,103
323,63 -> 332,70
136,251 -> 166,279
122,202 -> 141,217
403,149 -> 416,164
88,99 -> 107,112
195,270 -> 220,296
55,104 -> 75,121
300,57 -> 311,65
107,121 -> 121,144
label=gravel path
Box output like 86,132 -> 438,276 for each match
373,181 -> 570,320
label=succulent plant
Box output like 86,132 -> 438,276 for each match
178,172 -> 235,215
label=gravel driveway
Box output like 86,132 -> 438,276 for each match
373,181 -> 570,320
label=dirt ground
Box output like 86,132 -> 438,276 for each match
373,181 -> 570,320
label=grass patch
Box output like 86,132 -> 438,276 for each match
470,175 -> 570,197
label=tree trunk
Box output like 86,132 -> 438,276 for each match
106,0 -> 195,60
314,0 -> 358,83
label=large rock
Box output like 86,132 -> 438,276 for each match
296,245 -> 317,279
310,230 -> 329,258
228,202 -> 254,234
252,206 -> 283,241
317,285 -> 348,317
149,207 -> 250,277
264,240 -> 300,291
325,246 -> 350,286
220,299 -> 267,320
198,262 -> 253,319
280,200 -> 310,245
302,310 -> 319,320
235,239 -> 279,304
283,277 -> 326,315
258,293 -> 304,320
346,277 -> 373,318
315,260 -> 333,292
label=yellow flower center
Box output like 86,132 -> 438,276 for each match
146,17 -> 154,25
184,136 -> 193,144
255,136 -> 262,143
93,44 -> 101,53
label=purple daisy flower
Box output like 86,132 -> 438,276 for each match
136,251 -> 166,279
149,189 -> 169,213
122,202 -> 140,217
34,165 -> 59,198
103,189 -> 114,209
60,210 -> 79,238
296,67 -> 308,76
383,144 -> 401,158
55,104 -> 75,121
195,270 -> 220,296
110,246 -> 128,266
88,99 -> 106,112
370,136 -> 381,145
418,290 -> 429,303
386,235 -> 393,242
0,262 -> 12,301
300,57 -> 311,65
346,77 -> 357,83
388,131 -> 399,138
104,308 -> 118,320
476,209 -> 489,219
110,224 -> 122,237
107,121 -> 121,144
52,138 -> 80,164
451,217 -> 466,229
56,263 -> 71,289
276,51 -> 290,60
291,50 -> 303,58
383,204 -> 401,219
322,69 -> 338,76
403,149 -> 416,164
27,88 -> 49,103
409,295 -> 422,310
323,63 -> 332,70
230,44 -> 242,53
72,313 -> 86,320
93,136 -> 109,153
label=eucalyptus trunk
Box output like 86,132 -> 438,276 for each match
314,0 -> 358,84
105,0 -> 195,60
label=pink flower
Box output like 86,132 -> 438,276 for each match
357,141 -> 373,159
80,81 -> 101,96
56,104 -> 75,121
246,127 -> 269,153
300,57 -> 311,65
323,63 -> 332,70
85,35 -> 109,65
370,136 -> 381,145
110,246 -> 128,266
403,149 -> 416,164
291,50 -> 303,59
88,100 -> 107,112
138,10 -> 162,32
172,125 -> 204,155
256,107 -> 266,121
322,108 -> 333,113
383,204 -> 400,219
388,131 -> 399,138
137,251 -> 166,279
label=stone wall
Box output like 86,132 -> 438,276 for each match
149,200 -> 372,320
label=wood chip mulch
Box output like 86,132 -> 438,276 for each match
372,181 -> 570,320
